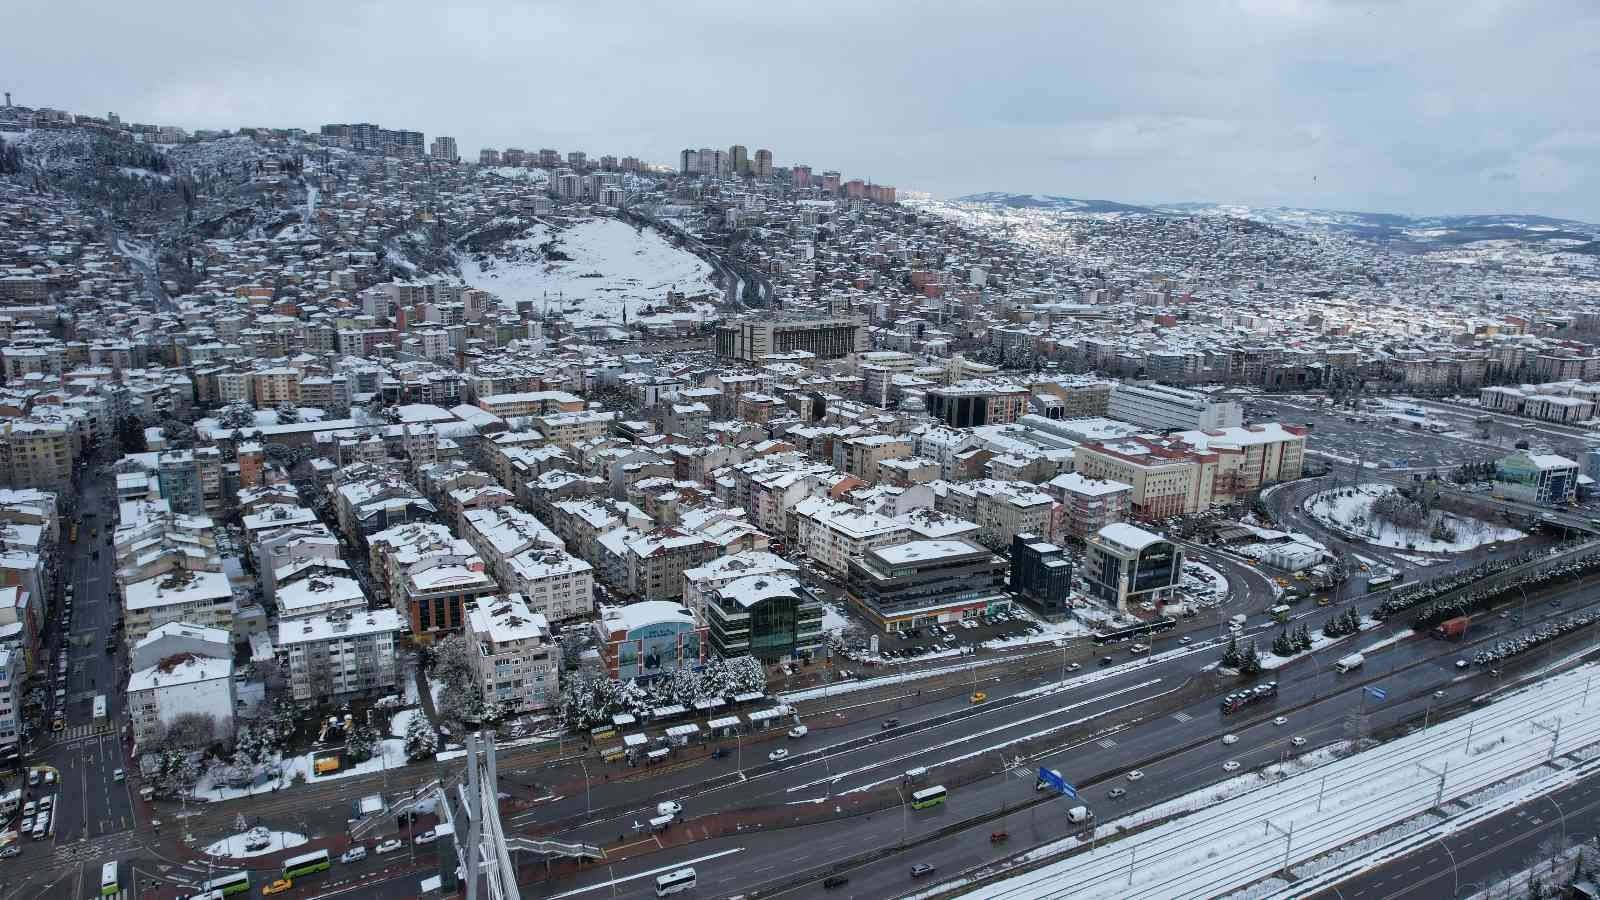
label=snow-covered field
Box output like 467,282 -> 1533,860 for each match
204,827 -> 306,858
934,662 -> 1600,900
1305,484 -> 1524,553
458,217 -> 720,326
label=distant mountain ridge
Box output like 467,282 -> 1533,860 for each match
949,192 -> 1600,247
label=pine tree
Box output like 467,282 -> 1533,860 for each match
404,712 -> 439,761
1272,629 -> 1294,658
1240,640 -> 1263,676
1297,623 -> 1313,651
345,724 -> 379,763
1323,617 -> 1342,639
1222,635 -> 1241,668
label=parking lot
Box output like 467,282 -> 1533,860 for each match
1248,396 -> 1491,470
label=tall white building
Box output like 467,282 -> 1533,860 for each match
429,136 -> 459,161
1107,382 -> 1242,432
465,595 -> 559,713
278,608 -> 402,704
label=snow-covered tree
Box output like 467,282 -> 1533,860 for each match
345,724 -> 379,763
217,401 -> 256,430
404,712 -> 439,760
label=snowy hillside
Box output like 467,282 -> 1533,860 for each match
456,217 -> 721,326
951,191 -> 1154,214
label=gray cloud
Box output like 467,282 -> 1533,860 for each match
5,0 -> 1598,219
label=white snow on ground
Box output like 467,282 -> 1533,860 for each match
297,739 -> 409,784
1255,617 -> 1372,671
457,217 -> 720,326
819,601 -> 850,637
936,662 -> 1600,900
390,707 -> 422,739
204,828 -> 306,858
1305,483 -> 1525,553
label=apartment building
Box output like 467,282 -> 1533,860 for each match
465,595 -> 558,713
279,608 -> 402,704
0,648 -> 18,757
1043,472 -> 1132,543
122,569 -> 235,649
835,434 -> 912,484
500,547 -> 594,621
624,528 -> 719,600
0,420 -> 72,491
793,497 -> 910,578
128,639 -> 235,744
1171,424 -> 1307,497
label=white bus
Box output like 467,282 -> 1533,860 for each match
93,695 -> 107,723
654,868 -> 697,896
100,861 -> 119,897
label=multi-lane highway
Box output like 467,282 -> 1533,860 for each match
487,566 -> 1600,899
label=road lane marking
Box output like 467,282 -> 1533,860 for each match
542,847 -> 745,898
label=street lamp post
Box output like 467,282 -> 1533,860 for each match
1438,836 -> 1460,897
577,757 -> 592,815
892,784 -> 909,847
1548,795 -> 1568,849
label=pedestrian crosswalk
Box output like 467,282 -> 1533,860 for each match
51,722 -> 112,744
1172,712 -> 1194,723
1097,737 -> 1118,749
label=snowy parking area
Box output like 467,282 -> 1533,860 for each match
936,662 -> 1600,900
204,827 -> 306,858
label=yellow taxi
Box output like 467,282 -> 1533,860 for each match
969,692 -> 987,704
263,878 -> 294,895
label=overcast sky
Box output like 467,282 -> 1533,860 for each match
6,0 -> 1598,220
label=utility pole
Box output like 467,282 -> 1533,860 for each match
1265,819 -> 1294,876
1418,760 -> 1449,809
1534,718 -> 1562,761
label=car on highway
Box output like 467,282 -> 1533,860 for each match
1434,690 -> 1446,699
823,875 -> 850,889
1456,659 -> 1469,669
1180,636 -> 1192,644
113,769 -> 124,782
1291,737 -> 1308,747
910,864 -> 936,878
788,725 -> 808,739
1222,760 -> 1241,772
1222,734 -> 1239,745
881,718 -> 899,730
262,879 -> 293,895
1107,787 -> 1127,800
1100,656 -> 1114,666
1125,770 -> 1144,781
1067,662 -> 1081,671
969,692 -> 987,704
375,838 -> 402,855
768,748 -> 789,762
1273,716 -> 1288,726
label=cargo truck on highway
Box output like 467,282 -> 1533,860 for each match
1067,806 -> 1094,825
1433,616 -> 1472,641
1229,614 -> 1248,628
1334,653 -> 1365,674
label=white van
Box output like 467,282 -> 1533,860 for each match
656,801 -> 683,819
340,845 -> 368,863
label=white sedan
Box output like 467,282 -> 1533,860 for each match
1291,736 -> 1308,747
1222,760 -> 1241,772
1273,716 -> 1288,726
768,748 -> 789,761
1125,770 -> 1144,782
1221,734 -> 1239,745
787,725 -> 808,739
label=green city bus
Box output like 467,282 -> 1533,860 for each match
910,785 -> 947,809
282,849 -> 331,879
